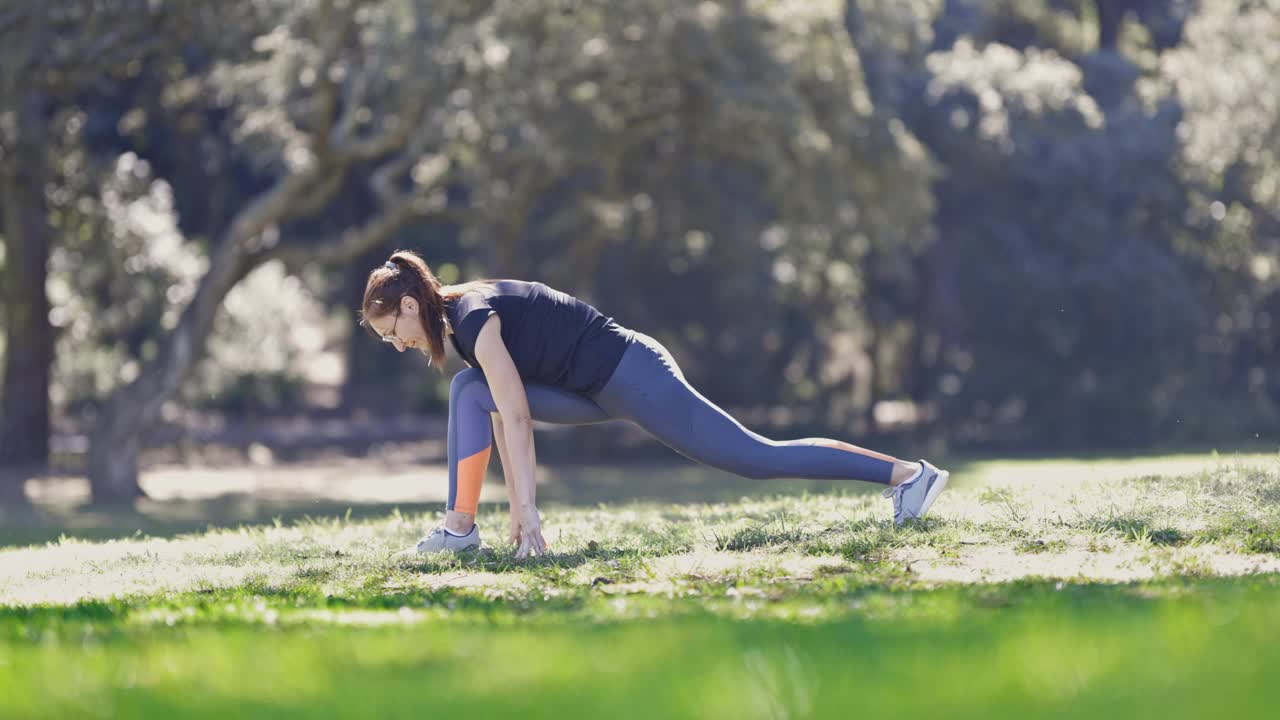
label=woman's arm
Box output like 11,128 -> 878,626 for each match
472,315 -> 546,558
490,412 -> 525,546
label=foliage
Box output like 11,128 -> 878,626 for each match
47,155 -> 330,416
4,0 -> 1280,462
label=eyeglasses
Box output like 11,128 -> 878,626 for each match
374,308 -> 402,344
366,307 -> 433,365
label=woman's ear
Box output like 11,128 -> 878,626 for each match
400,296 -> 418,314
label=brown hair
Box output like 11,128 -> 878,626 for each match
359,249 -> 500,370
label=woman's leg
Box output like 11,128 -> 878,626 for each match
447,368 -> 611,519
588,332 -> 907,485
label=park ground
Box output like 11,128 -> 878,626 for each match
2,450 -> 1279,718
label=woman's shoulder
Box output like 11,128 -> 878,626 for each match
446,279 -> 552,300
442,280 -> 488,294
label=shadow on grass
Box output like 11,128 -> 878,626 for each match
0,498 -> 445,548
5,572 -> 1279,640
394,543 -> 650,577
8,445 -> 1262,550
1,461 -> 904,549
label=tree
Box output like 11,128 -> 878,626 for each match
843,0 -> 1219,448
0,1 -> 172,488
86,0 -> 473,500
0,28 -> 52,478
439,0 -> 934,432
1154,0 -> 1280,439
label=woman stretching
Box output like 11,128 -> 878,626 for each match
360,250 -> 950,559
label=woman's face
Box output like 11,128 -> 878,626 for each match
368,296 -> 426,353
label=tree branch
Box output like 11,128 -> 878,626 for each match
281,160 -> 351,221
0,5 -> 28,37
335,96 -> 428,162
262,111 -> 465,270
32,1 -> 173,98
226,168 -> 318,250
368,123 -> 434,206
330,63 -> 372,144
309,0 -> 357,157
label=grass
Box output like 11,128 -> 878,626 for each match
1,451 -> 1279,718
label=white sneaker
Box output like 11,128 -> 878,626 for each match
416,524 -> 481,554
882,459 -> 950,526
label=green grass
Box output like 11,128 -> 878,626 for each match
2,452 -> 1279,718
3,577 -> 1280,719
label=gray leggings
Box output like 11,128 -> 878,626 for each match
446,331 -> 895,512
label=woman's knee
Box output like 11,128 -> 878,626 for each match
450,368 -> 485,388
449,368 -> 487,398
450,369 -> 498,413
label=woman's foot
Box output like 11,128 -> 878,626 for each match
882,459 -> 949,526
888,460 -> 923,487
416,523 -> 481,554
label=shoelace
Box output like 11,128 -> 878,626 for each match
418,527 -> 452,547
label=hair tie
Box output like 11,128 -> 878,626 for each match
383,260 -> 398,273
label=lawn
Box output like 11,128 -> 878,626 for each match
1,451 -> 1278,718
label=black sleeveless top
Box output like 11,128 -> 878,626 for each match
444,279 -> 635,397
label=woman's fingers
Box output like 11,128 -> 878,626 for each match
512,528 -> 547,559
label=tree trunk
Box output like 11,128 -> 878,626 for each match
0,86 -> 52,475
844,1 -> 884,105
1095,0 -> 1126,51
85,160 -> 422,500
913,227 -> 955,449
863,299 -> 882,438
82,1 -> 448,499
87,231 -> 263,501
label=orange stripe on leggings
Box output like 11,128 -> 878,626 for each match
454,445 -> 491,515
808,438 -> 897,464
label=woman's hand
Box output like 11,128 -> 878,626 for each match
508,505 -> 547,559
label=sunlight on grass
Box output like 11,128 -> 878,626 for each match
3,455 -> 1279,606
3,453 -> 1280,717
950,450 -> 1280,489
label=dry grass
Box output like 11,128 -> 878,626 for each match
3,453 -> 1279,611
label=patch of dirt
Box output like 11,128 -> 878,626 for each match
590,550 -> 834,595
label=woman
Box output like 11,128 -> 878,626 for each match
360,250 -> 950,559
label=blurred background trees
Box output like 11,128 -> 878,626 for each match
1,0 -> 1276,501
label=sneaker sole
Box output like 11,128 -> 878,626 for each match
416,538 -> 482,555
